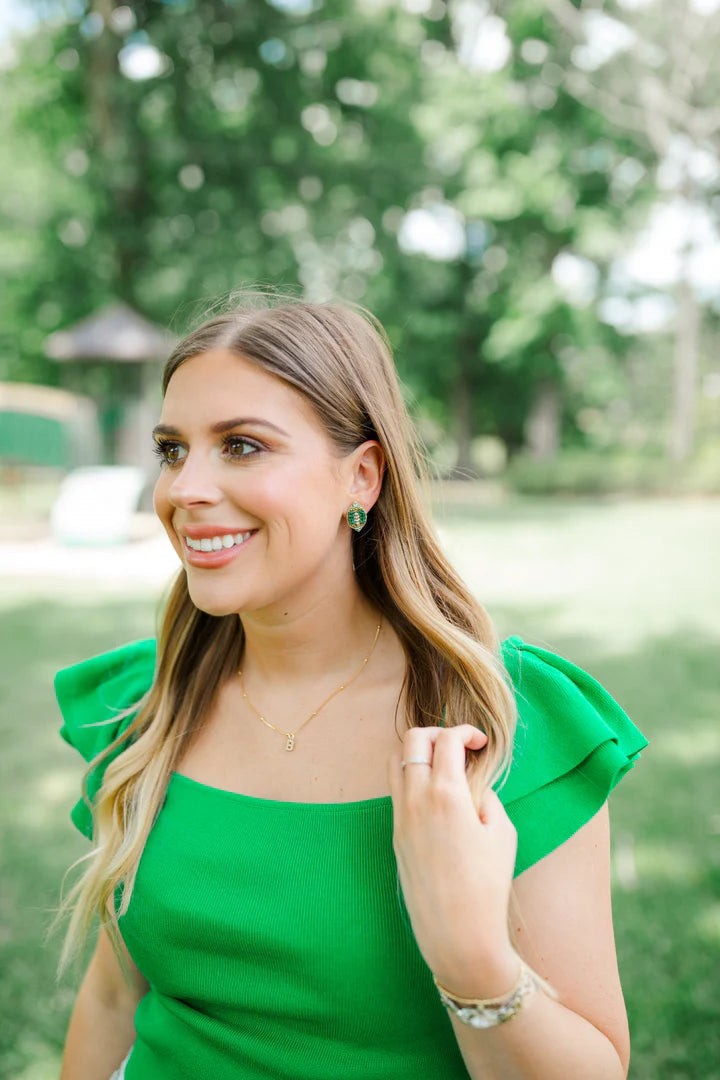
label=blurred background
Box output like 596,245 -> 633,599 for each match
0,1 -> 718,1077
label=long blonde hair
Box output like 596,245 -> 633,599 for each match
47,287 -> 518,988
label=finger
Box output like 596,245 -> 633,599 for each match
401,725 -> 442,763
476,785 -> 508,826
400,724 -> 485,770
398,726 -> 440,795
431,725 -> 488,787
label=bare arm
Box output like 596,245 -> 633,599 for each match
388,725 -> 631,1080
60,924 -> 150,1080
447,804 -> 630,1080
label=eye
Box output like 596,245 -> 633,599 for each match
223,435 -> 263,459
151,436 -> 263,467
151,438 -> 184,468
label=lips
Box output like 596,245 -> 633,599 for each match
180,524 -> 259,539
181,528 -> 259,568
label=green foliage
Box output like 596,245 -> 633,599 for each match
0,0 -> 711,472
506,444 -> 720,496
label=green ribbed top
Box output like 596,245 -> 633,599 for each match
55,635 -> 647,1080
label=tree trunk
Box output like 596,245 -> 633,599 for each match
525,380 -> 560,461
88,0 -> 115,154
668,276 -> 699,463
88,0 -> 144,301
450,259 -> 480,479
451,362 -> 474,477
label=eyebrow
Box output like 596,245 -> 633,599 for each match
152,417 -> 290,439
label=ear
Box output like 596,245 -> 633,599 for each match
347,440 -> 386,508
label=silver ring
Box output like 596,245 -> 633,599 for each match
401,757 -> 432,769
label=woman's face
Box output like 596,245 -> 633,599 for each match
153,347 -> 374,617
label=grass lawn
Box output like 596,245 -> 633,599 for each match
1,492 -> 718,1079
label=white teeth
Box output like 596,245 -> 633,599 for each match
185,530 -> 254,552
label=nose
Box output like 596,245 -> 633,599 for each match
167,449 -> 223,508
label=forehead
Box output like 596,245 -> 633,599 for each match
161,347 -> 316,428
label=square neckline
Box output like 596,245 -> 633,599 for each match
168,701 -> 450,811
169,769 -> 394,811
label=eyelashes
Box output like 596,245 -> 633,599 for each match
151,435 -> 263,467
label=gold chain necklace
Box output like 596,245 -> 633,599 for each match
237,618 -> 383,751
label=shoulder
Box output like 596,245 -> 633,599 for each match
496,635 -> 648,876
55,638 -> 157,839
55,637 -> 157,759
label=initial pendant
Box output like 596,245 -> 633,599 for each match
285,734 -> 295,752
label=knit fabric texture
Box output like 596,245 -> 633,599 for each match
55,634 -> 647,1079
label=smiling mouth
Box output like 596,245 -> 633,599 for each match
184,530 -> 257,552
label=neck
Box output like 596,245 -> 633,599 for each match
237,589 -> 395,692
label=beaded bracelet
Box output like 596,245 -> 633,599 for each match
432,960 -> 538,1029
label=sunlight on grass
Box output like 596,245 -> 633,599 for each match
15,1048 -> 63,1080
695,904 -> 720,945
650,727 -> 720,764
612,831 -> 639,891
23,769 -> 82,831
439,496 -> 720,648
36,769 -> 79,801
633,842 -> 703,885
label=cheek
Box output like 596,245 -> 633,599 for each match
274,458 -> 334,507
152,476 -> 166,517
153,476 -> 175,533
241,470 -> 310,518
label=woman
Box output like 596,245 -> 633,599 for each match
51,290 -> 647,1080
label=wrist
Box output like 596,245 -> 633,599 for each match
433,955 -> 539,1031
431,944 -> 520,1002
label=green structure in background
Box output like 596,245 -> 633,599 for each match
43,302 -> 175,471
0,382 -> 101,469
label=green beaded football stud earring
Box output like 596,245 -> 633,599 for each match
345,501 -> 368,532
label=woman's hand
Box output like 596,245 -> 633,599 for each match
387,724 -> 520,998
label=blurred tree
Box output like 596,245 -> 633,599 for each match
393,0 -> 644,469
0,0 -> 684,476
1,0 -> 431,415
546,0 -> 720,461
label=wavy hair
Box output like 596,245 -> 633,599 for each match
47,286 -> 518,988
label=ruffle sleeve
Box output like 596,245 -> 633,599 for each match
55,637 -> 157,839
497,635 -> 648,876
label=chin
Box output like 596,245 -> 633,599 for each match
191,598 -> 241,618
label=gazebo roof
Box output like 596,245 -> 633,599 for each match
44,301 -> 177,362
